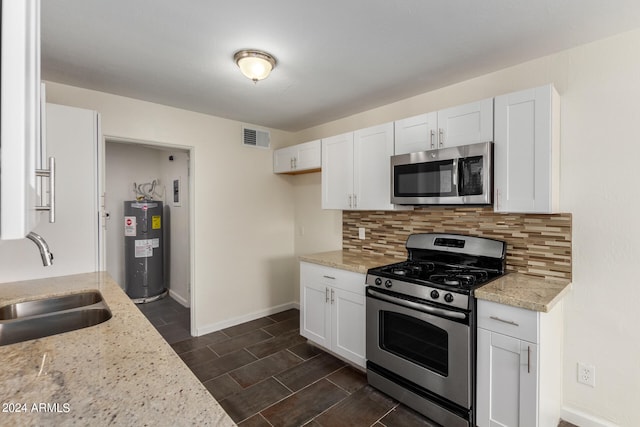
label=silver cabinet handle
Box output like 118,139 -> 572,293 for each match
348,194 -> 352,208
489,316 -> 519,326
430,129 -> 435,149
322,275 -> 336,280
438,128 -> 444,147
35,156 -> 55,223
527,345 -> 531,374
294,157 -> 297,169
330,289 -> 335,304
325,287 -> 330,303
353,194 -> 357,208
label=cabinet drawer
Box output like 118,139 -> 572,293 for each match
477,299 -> 539,343
300,262 -> 365,295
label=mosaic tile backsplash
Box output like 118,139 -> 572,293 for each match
343,207 -> 572,281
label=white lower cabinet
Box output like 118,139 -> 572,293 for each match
300,262 -> 366,368
476,299 -> 563,427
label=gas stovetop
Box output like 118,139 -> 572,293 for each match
375,260 -> 499,289
365,233 -> 507,311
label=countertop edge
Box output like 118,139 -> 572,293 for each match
299,250 -> 572,313
475,274 -> 572,313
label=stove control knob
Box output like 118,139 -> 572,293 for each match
430,290 -> 440,299
444,293 -> 454,303
384,280 -> 393,288
375,278 -> 382,286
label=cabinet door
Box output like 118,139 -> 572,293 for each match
394,112 -> 437,154
477,329 -> 538,427
295,139 -> 321,171
437,98 -> 493,148
331,287 -> 366,368
273,146 -> 295,173
0,104 -> 101,281
321,132 -> 354,209
353,122 -> 394,210
494,85 -> 559,213
0,0 -> 41,239
300,279 -> 331,348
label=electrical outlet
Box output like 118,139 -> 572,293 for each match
577,362 -> 595,387
358,227 -> 366,240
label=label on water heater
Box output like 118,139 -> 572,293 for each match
151,238 -> 159,248
134,239 -> 153,258
124,216 -> 137,236
152,215 -> 161,229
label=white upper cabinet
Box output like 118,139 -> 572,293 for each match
394,98 -> 493,155
494,84 -> 560,213
394,112 -> 438,155
273,139 -> 321,174
437,98 -> 494,148
321,132 -> 354,209
353,123 -> 396,210
322,122 -> 399,210
0,0 -> 43,239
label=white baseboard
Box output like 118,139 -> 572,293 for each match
168,289 -> 190,308
561,406 -> 620,427
195,301 -> 300,336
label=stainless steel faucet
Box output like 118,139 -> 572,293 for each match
26,232 -> 54,266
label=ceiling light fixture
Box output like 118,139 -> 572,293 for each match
234,49 -> 277,83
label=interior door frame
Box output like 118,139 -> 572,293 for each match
99,135 -> 196,335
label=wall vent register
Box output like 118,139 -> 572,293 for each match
242,125 -> 270,149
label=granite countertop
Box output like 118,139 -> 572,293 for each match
299,250 -> 571,313
475,273 -> 572,313
0,272 -> 235,427
299,250 -> 400,274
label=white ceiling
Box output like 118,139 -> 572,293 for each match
41,0 -> 640,132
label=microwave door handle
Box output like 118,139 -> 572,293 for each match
452,159 -> 458,192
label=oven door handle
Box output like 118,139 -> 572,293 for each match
367,289 -> 467,320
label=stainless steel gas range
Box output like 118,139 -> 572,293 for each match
365,233 -> 506,427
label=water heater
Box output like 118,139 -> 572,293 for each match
124,200 -> 165,302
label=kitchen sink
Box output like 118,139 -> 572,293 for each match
0,291 -> 103,320
0,291 -> 112,346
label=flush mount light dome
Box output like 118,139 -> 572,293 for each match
234,49 -> 277,82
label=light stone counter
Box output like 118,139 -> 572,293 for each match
475,273 -> 572,313
299,250 -> 399,274
300,250 -> 571,313
0,272 -> 235,427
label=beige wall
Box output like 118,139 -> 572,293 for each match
290,28 -> 640,426
45,82 -> 298,334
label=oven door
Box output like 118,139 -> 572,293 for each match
366,288 -> 471,408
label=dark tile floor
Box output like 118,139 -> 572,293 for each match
136,295 -> 191,344
137,298 -> 578,427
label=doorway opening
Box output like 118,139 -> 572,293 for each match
104,138 -> 193,342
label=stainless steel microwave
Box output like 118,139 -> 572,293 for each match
391,141 -> 493,205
